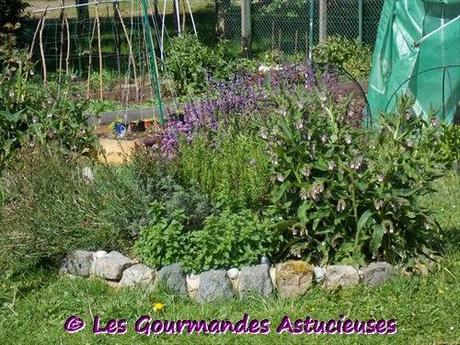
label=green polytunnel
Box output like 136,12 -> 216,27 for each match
367,0 -> 460,123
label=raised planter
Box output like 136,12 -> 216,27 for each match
98,138 -> 138,165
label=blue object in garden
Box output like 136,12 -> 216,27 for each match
114,123 -> 127,138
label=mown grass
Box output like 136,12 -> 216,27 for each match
0,174 -> 459,345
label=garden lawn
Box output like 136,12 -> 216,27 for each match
0,174 -> 459,345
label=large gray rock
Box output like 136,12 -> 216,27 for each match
362,262 -> 394,287
62,250 -> 94,277
276,261 -> 313,298
239,264 -> 273,297
92,251 -> 135,281
157,263 -> 187,296
195,270 -> 234,304
119,264 -> 156,287
324,265 -> 360,289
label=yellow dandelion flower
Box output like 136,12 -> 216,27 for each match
153,302 -> 165,313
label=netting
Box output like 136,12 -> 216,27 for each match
219,0 -> 385,55
24,0 -> 215,105
24,0 -> 385,109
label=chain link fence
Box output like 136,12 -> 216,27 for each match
23,0 -> 384,105
219,0 -> 385,56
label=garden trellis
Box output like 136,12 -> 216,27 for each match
27,0 -> 204,123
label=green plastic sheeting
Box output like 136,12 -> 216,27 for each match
368,0 -> 460,123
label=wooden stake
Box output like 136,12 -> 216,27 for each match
87,18 -> 97,99
241,0 -> 252,57
58,1 -> 65,90
271,20 -> 274,51
115,1 -> 139,102
39,10 -> 48,85
95,1 -> 103,100
181,0 -> 186,32
64,10 -> 70,75
29,6 -> 48,59
295,30 -> 298,55
319,0 -> 327,43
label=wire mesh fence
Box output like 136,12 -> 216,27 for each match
23,0 -> 385,106
219,0 -> 385,56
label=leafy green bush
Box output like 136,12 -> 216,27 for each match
135,206 -> 283,272
0,50 -> 98,169
0,147 -> 150,275
184,208 -> 284,272
164,34 -> 238,96
313,36 -> 372,80
134,203 -> 191,269
266,91 -> 448,267
177,127 -> 271,209
0,0 -> 28,34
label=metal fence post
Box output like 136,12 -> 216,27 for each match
309,0 -> 314,59
241,0 -> 252,57
319,0 -> 327,42
358,0 -> 363,42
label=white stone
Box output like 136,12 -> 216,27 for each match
186,274 -> 201,291
92,251 -> 135,281
227,268 -> 240,280
314,266 -> 325,282
82,166 -> 94,183
269,266 -> 277,287
119,264 -> 155,287
323,265 -> 360,289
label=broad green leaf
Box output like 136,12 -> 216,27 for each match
370,224 -> 384,254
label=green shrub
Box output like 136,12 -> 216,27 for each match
0,147 -> 149,275
313,36 -> 372,80
164,34 -> 238,96
184,208 -> 284,272
266,91 -> 448,267
135,206 -> 284,272
134,204 -> 191,269
0,51 -> 98,169
0,0 -> 28,34
177,127 -> 271,209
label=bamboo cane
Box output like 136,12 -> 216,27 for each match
115,1 -> 139,102
95,1 -> 103,100
39,10 -> 48,85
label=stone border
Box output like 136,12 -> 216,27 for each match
61,250 -> 396,304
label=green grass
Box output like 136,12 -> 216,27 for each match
0,174 -> 459,344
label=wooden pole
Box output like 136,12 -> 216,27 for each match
29,7 -> 49,59
241,0 -> 252,57
58,1 -> 65,94
319,0 -> 327,43
115,1 -> 139,101
95,1 -> 103,100
64,10 -> 70,75
39,10 -> 48,85
87,18 -> 97,99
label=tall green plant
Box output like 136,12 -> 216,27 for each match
266,90 -> 447,267
177,127 -> 271,209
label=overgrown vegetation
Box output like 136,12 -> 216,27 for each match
313,36 -> 372,80
0,146 -> 149,277
267,92 -> 451,268
0,45 -> 98,169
